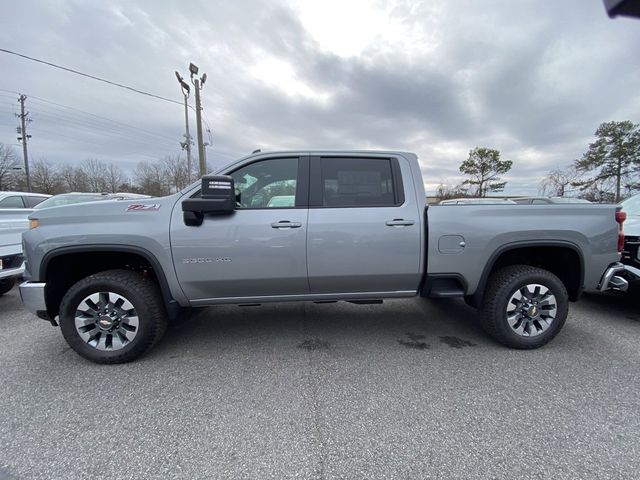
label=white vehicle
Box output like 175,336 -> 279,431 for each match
0,191 -> 50,209
0,209 -> 29,294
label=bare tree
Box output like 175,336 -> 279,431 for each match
539,165 -> 582,197
82,159 -> 109,192
59,164 -> 90,192
106,163 -> 124,193
0,143 -> 21,190
161,155 -> 189,192
434,182 -> 470,201
134,161 -> 170,196
30,159 -> 63,194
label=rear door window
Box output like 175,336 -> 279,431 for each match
25,196 -> 48,208
319,157 -> 397,207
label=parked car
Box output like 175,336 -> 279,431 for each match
266,195 -> 295,207
19,150 -> 627,364
439,198 -> 516,205
0,209 -> 30,295
512,197 -> 592,205
0,193 -> 51,294
619,194 -> 640,290
0,191 -> 50,209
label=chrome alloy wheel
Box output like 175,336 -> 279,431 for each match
506,283 -> 557,337
74,292 -> 139,351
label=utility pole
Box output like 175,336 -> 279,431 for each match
17,94 -> 32,192
175,72 -> 193,181
189,63 -> 207,178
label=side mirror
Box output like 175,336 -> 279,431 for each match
182,175 -> 235,226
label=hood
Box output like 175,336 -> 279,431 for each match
625,215 -> 640,237
28,194 -> 180,225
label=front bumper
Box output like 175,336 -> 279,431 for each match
598,263 -> 629,293
620,264 -> 640,285
0,261 -> 24,280
19,281 -> 47,316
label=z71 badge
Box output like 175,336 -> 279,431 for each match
126,204 -> 161,212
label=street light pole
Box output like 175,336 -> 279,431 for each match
175,72 -> 193,182
189,63 -> 207,178
176,63 -> 208,179
182,92 -> 192,182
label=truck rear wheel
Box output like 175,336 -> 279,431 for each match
480,265 -> 568,349
59,270 -> 168,364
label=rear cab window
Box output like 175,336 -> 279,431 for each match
310,156 -> 405,207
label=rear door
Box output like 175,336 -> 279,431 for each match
171,155 -> 310,302
307,154 -> 422,294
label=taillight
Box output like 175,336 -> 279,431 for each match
616,209 -> 626,253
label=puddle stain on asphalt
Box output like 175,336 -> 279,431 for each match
297,338 -> 330,351
439,336 -> 477,349
398,332 -> 430,350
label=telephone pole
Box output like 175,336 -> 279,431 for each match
17,95 -> 32,192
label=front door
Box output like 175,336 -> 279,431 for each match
171,156 -> 309,302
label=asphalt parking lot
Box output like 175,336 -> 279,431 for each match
0,288 -> 639,480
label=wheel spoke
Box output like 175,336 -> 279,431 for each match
111,332 -> 127,349
506,283 -> 556,338
74,291 -> 138,351
99,292 -> 110,310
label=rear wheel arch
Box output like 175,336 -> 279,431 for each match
468,242 -> 584,308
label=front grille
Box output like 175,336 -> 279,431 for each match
1,254 -> 24,269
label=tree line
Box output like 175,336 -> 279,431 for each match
436,120 -> 640,202
0,143 -> 198,197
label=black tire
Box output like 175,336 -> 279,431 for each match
480,265 -> 569,349
59,270 -> 168,364
0,278 -> 16,296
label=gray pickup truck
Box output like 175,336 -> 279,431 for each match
19,151 -> 628,363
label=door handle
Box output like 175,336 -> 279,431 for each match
385,219 -> 415,227
271,221 -> 302,229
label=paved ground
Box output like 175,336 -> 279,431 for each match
0,288 -> 638,480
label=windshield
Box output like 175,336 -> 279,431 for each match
35,194 -> 105,209
621,194 -> 640,216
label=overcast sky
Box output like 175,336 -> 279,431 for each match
1,0 -> 639,194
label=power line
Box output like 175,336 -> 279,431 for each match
0,48 -> 183,106
27,127 -> 164,161
0,89 -> 180,146
27,96 -> 179,143
29,105 -> 178,148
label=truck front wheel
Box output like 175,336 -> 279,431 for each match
58,270 -> 168,364
480,265 -> 568,349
